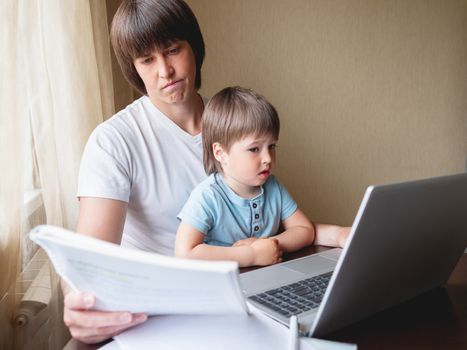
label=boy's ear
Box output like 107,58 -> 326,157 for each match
212,142 -> 225,163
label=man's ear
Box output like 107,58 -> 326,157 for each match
212,142 -> 226,163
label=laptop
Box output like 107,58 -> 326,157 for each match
240,173 -> 467,337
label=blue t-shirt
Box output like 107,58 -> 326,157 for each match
177,173 -> 298,246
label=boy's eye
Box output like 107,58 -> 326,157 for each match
268,144 -> 277,150
248,147 -> 259,153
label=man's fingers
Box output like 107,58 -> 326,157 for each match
69,314 -> 148,343
64,307 -> 138,329
64,291 -> 95,310
95,314 -> 147,336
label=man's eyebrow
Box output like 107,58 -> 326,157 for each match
163,41 -> 181,49
134,50 -> 153,59
136,42 -> 174,59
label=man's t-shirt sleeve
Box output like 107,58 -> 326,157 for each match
77,125 -> 131,202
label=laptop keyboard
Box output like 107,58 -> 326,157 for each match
248,272 -> 333,318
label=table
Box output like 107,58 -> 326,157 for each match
64,248 -> 467,350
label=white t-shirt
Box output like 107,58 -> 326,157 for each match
77,96 -> 206,255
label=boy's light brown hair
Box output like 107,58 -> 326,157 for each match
110,0 -> 205,95
202,86 -> 280,175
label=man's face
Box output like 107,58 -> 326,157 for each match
133,40 -> 197,108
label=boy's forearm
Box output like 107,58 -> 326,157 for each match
184,244 -> 255,267
274,226 -> 315,253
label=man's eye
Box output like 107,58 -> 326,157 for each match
167,47 -> 179,55
142,57 -> 153,64
248,147 -> 259,153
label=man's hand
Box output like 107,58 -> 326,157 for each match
65,197 -> 142,343
337,227 -> 351,248
63,291 -> 147,344
250,238 -> 283,266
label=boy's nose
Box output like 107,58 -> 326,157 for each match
262,151 -> 272,164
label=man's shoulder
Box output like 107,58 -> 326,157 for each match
101,96 -> 148,128
91,96 -> 158,142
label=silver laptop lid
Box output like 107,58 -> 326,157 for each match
309,173 -> 467,336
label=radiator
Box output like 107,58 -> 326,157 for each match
13,249 -> 51,350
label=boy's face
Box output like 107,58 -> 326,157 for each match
214,134 -> 278,198
133,40 -> 197,108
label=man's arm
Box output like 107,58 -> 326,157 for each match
313,223 -> 350,248
76,197 -> 127,243
62,197 -> 147,344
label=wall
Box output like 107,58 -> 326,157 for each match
106,0 -> 467,225
187,0 -> 467,225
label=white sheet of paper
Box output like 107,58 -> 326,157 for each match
30,225 -> 247,315
114,307 -> 357,350
114,312 -> 288,350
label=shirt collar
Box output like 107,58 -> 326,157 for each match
214,173 -> 264,207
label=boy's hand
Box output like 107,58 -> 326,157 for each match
233,237 -> 258,247
250,238 -> 283,266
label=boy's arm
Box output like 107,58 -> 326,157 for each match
313,223 -> 351,248
174,221 -> 282,267
273,209 -> 315,253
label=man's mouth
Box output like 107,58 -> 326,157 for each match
162,79 -> 182,89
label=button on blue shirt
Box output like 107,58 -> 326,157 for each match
177,173 -> 298,246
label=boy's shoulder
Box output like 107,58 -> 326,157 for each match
264,174 -> 281,188
263,175 -> 292,198
190,173 -> 224,199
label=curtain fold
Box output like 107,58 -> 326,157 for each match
22,0 -> 114,228
1,1 -> 115,349
1,1 -> 23,348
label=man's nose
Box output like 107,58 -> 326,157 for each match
158,58 -> 174,78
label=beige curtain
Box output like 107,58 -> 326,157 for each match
0,1 -> 115,349
1,2 -> 23,349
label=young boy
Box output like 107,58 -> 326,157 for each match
175,87 -> 347,267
